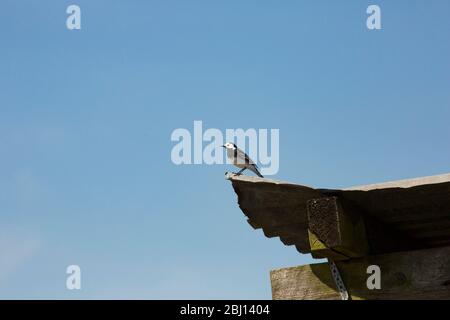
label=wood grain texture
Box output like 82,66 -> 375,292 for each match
229,174 -> 322,253
228,173 -> 450,256
270,246 -> 450,300
307,197 -> 368,259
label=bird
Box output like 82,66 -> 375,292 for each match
222,142 -> 264,178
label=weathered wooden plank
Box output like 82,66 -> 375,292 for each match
229,173 -> 450,256
230,175 -> 322,253
307,197 -> 368,260
344,173 -> 450,191
337,183 -> 450,248
270,246 -> 450,300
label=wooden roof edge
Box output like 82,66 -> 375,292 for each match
225,172 -> 317,189
226,171 -> 450,192
227,171 -> 450,258
344,172 -> 450,191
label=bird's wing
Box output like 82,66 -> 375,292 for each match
235,147 -> 255,165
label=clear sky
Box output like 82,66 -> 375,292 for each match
1,1 -> 449,299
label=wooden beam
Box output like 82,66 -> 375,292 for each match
270,246 -> 450,300
307,197 -> 368,260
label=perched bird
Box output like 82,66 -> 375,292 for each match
222,142 -> 264,178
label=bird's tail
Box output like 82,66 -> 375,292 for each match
250,165 -> 264,178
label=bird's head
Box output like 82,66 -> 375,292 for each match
222,142 -> 237,150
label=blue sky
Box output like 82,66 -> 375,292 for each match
0,0 -> 449,299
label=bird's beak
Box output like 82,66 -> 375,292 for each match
221,145 -> 225,148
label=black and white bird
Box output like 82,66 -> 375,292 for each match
222,142 -> 264,178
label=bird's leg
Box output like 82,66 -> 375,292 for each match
235,168 -> 246,175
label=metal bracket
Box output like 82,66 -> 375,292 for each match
328,259 -> 349,300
